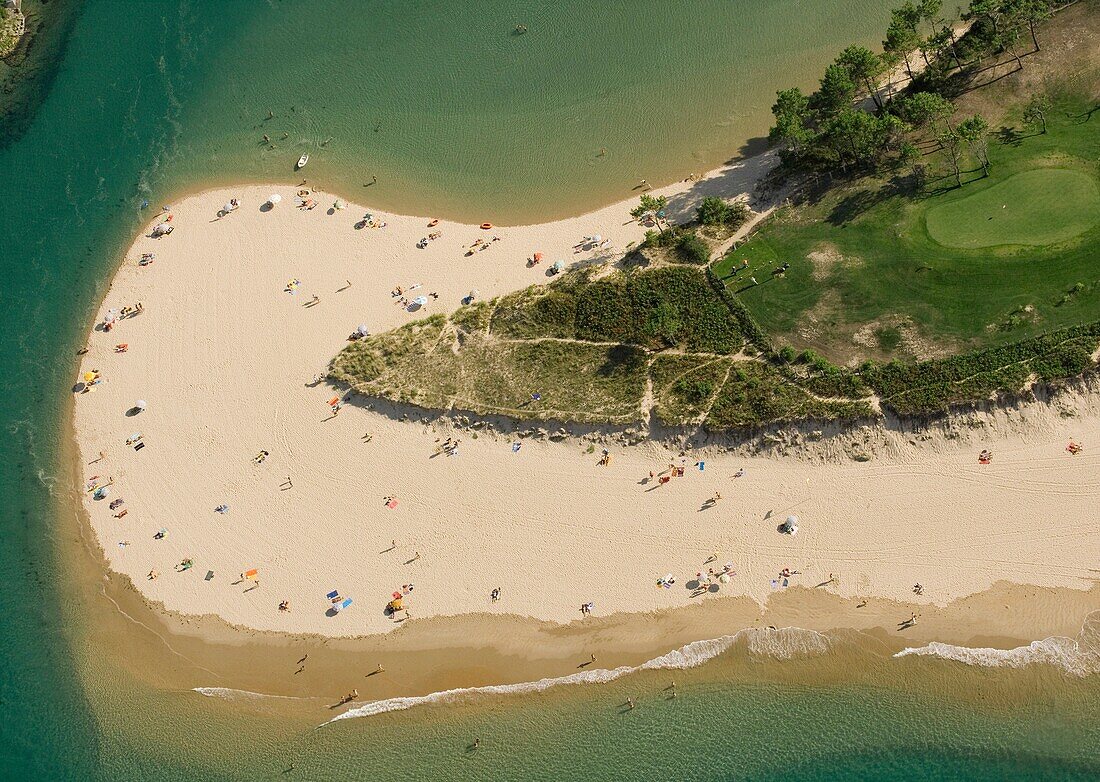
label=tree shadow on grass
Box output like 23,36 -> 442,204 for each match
1072,104 -> 1099,124
923,169 -> 986,198
825,175 -> 915,227
996,126 -> 1024,147
597,345 -> 647,378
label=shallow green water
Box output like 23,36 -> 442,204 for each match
2,1 -> 1100,779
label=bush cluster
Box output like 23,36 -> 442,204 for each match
697,196 -> 751,229
863,322 -> 1100,415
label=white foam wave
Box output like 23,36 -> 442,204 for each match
894,637 -> 1100,677
193,686 -> 307,701
324,626 -> 829,724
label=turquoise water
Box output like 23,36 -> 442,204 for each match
2,1 -> 1100,778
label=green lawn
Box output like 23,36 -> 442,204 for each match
713,94 -> 1100,363
925,169 -> 1100,249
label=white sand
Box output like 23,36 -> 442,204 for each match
73,163 -> 1100,637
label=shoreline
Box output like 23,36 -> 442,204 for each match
87,508 -> 1100,718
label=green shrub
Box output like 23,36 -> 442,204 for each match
697,196 -> 751,229
644,299 -> 682,346
676,232 -> 711,265
575,281 -> 634,343
698,196 -> 733,226
673,377 -> 715,405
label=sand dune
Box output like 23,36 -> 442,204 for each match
72,164 -> 1100,638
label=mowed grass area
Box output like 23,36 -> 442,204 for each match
925,169 -> 1100,249
713,95 -> 1100,363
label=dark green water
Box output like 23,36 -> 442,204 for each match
2,1 -> 1100,779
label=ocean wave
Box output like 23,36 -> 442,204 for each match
894,616 -> 1100,677
193,686 -> 308,701
324,626 -> 829,725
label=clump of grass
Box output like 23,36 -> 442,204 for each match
875,326 -> 902,352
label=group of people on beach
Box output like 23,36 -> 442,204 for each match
434,437 -> 460,457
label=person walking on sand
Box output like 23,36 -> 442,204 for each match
374,664 -> 385,674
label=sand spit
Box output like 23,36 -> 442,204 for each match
72,159 -> 1100,640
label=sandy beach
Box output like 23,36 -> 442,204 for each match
71,159 -> 1100,642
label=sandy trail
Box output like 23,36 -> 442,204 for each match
72,163 -> 1100,637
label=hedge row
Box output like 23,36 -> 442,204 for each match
862,322 -> 1100,415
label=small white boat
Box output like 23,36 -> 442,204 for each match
296,154 -> 309,170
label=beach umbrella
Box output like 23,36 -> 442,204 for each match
334,199 -> 347,210
356,324 -> 369,336
551,260 -> 565,273
533,252 -> 543,262
268,193 -> 282,205
134,399 -> 147,411
223,202 -> 234,213
83,371 -> 97,383
592,234 -> 602,243
413,295 -> 428,306
718,573 -> 730,584
786,515 -> 798,525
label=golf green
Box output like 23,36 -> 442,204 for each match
924,168 -> 1100,249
